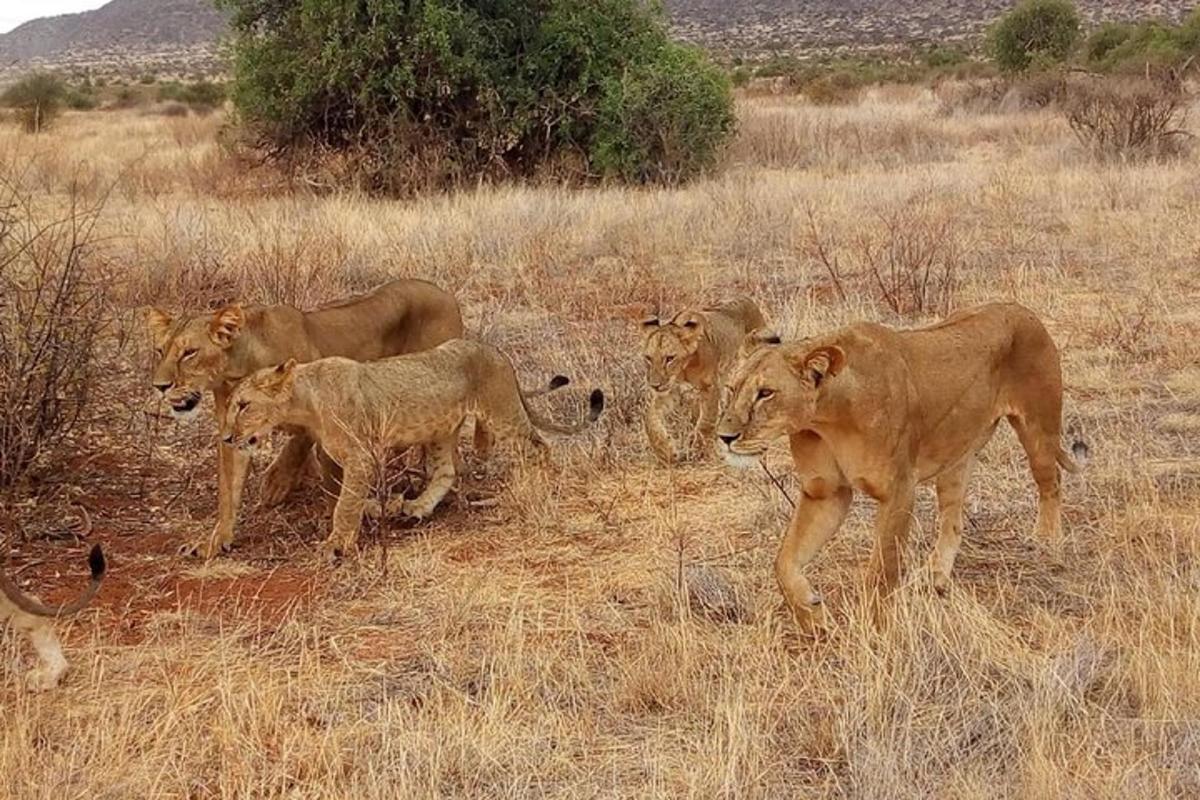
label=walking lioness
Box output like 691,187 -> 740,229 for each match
640,297 -> 767,463
2,545 -> 105,690
147,279 -> 464,558
221,339 -> 605,560
716,303 -> 1085,630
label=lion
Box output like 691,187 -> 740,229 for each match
1,545 -> 105,690
220,339 -> 605,560
640,297 -> 767,463
715,302 -> 1085,630
147,279 -> 465,559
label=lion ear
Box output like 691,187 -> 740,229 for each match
209,305 -> 244,348
673,311 -> 705,340
262,359 -> 297,394
146,308 -> 173,347
740,328 -> 782,359
640,315 -> 661,331
786,345 -> 846,388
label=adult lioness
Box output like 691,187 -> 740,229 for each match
1,545 -> 105,690
716,303 -> 1084,630
640,297 -> 767,463
221,340 -> 605,560
147,279 -> 464,559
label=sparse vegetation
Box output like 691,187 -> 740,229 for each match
0,180 -> 110,492
1063,72 -> 1192,159
219,0 -> 734,192
988,0 -> 1082,73
1081,10 -> 1200,72
0,11 -> 1199,799
156,80 -> 226,113
1,73 -> 68,132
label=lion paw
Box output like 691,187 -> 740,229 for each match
25,667 -> 65,692
178,532 -> 232,559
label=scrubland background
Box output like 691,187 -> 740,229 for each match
0,83 -> 1198,798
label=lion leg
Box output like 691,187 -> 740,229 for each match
931,458 -> 973,594
259,431 -> 313,508
472,419 -> 494,459
9,611 -> 69,691
401,432 -> 459,521
689,384 -> 720,460
321,455 -> 370,562
776,483 -> 852,634
645,391 -> 679,464
1009,414 -> 1064,540
866,477 -> 916,600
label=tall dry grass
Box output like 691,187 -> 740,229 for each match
0,90 -> 1198,797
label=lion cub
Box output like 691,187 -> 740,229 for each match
222,340 -> 604,559
640,297 -> 767,463
2,545 -> 105,690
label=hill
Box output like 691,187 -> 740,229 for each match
0,0 -> 1195,75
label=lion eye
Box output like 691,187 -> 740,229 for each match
236,400 -> 249,411
756,389 -> 774,402
181,348 -> 199,360
664,356 -> 675,364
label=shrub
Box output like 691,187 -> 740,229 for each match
157,80 -> 226,111
64,85 -> 99,111
0,180 -> 110,491
592,42 -> 735,183
218,0 -> 734,193
1,73 -> 67,132
1062,73 -> 1191,160
988,0 -> 1081,73
1083,13 -> 1200,73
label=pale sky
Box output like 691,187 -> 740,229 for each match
1,1 -> 107,34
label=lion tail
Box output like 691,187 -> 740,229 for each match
526,389 -> 605,436
1057,440 -> 1089,474
0,544 -> 106,618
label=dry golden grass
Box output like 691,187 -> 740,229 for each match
1,89 -> 1199,798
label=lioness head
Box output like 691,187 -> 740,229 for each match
146,305 -> 245,418
640,311 -> 705,393
716,337 -> 845,468
220,360 -> 297,452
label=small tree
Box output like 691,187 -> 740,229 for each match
988,0 -> 1081,73
1,73 -> 67,132
218,0 -> 735,193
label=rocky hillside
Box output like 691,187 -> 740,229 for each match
0,0 -> 1194,73
0,0 -> 226,76
671,0 -> 1195,52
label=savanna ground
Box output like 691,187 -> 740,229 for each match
1,84 -> 1199,798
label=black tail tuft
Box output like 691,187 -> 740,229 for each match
88,544 -> 107,580
587,389 -> 605,420
549,375 -> 570,390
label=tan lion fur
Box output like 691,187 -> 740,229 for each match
716,302 -> 1084,631
640,297 -> 767,463
221,340 -> 603,560
146,279 -> 464,558
0,546 -> 105,691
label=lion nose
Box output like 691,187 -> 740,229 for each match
718,433 -> 740,446
153,382 -> 171,394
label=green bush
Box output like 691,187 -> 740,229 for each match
593,42 -> 735,182
218,0 -> 734,192
1083,12 -> 1200,73
64,85 -> 99,111
1,73 -> 67,132
988,0 -> 1081,73
158,80 -> 227,111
